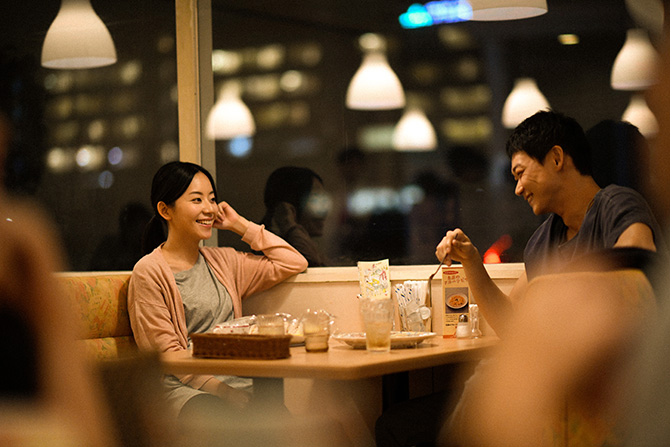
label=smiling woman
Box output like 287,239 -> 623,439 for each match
128,160 -> 307,421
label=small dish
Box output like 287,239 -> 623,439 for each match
332,331 -> 437,349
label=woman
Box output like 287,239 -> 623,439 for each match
261,166 -> 330,267
128,161 -> 307,421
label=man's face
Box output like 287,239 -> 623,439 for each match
510,151 -> 558,215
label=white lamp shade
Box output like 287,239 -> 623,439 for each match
501,78 -> 550,129
41,0 -> 117,69
622,94 -> 658,137
468,0 -> 547,21
611,29 -> 659,90
206,85 -> 256,140
346,52 -> 405,110
392,108 -> 437,151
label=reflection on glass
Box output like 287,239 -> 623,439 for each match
46,147 -> 75,174
160,141 -> 179,164
441,116 -> 492,144
76,145 -> 106,170
256,44 -> 285,70
244,74 -> 280,100
119,61 -> 142,85
98,170 -> 114,189
108,146 -> 123,165
212,49 -> 242,74
87,119 -> 106,141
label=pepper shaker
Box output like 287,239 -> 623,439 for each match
470,304 -> 482,338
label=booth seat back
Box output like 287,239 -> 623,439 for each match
58,272 -> 136,360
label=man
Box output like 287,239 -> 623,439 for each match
435,110 -> 661,335
376,110 -> 663,447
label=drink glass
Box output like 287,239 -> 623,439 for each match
255,314 -> 285,335
359,297 -> 394,353
302,309 -> 333,352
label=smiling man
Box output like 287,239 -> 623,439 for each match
435,110 -> 662,335
376,110 -> 664,447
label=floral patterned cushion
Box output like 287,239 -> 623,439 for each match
59,273 -> 137,358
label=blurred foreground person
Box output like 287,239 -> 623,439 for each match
623,1 -> 670,444
447,4 -> 670,446
0,108 -> 115,445
376,111 -> 664,447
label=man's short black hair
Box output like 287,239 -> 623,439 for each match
505,110 -> 593,176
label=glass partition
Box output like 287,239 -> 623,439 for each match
2,0 -> 177,270
0,1 -> 648,270
209,0 -> 638,266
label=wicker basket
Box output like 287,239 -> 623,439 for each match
190,333 -> 292,359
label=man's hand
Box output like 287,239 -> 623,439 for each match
435,228 -> 479,266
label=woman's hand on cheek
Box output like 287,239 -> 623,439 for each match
213,201 -> 235,230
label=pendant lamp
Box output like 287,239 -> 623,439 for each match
346,33 -> 405,110
467,0 -> 547,21
611,29 -> 659,90
624,0 -> 664,36
41,0 -> 117,69
392,106 -> 437,151
501,78 -> 550,129
206,82 -> 255,140
622,94 -> 658,138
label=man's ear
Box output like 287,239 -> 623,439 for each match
549,145 -> 565,170
157,201 -> 171,221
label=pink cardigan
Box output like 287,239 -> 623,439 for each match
127,222 -> 307,389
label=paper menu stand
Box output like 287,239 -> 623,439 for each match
441,266 -> 470,338
358,259 -> 403,330
357,259 -> 391,300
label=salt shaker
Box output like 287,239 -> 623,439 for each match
456,314 -> 471,338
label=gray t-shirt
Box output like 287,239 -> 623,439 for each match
524,185 -> 663,281
162,254 -> 252,418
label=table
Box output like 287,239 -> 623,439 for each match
161,336 -> 499,446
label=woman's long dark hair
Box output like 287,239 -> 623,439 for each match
141,161 -> 217,254
261,166 -> 322,225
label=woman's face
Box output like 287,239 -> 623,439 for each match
299,179 -> 331,237
162,172 -> 218,242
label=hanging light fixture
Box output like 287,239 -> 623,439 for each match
622,94 -> 658,138
611,29 -> 659,90
392,105 -> 437,151
346,33 -> 405,110
501,78 -> 550,129
467,0 -> 547,21
206,82 -> 255,140
41,0 -> 117,69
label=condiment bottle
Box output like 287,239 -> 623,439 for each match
456,314 -> 471,338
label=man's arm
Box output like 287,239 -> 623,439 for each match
614,222 -> 656,251
436,229 -> 522,335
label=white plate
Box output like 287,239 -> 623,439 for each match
332,331 -> 437,349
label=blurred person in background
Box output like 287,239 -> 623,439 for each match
261,166 -> 331,267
